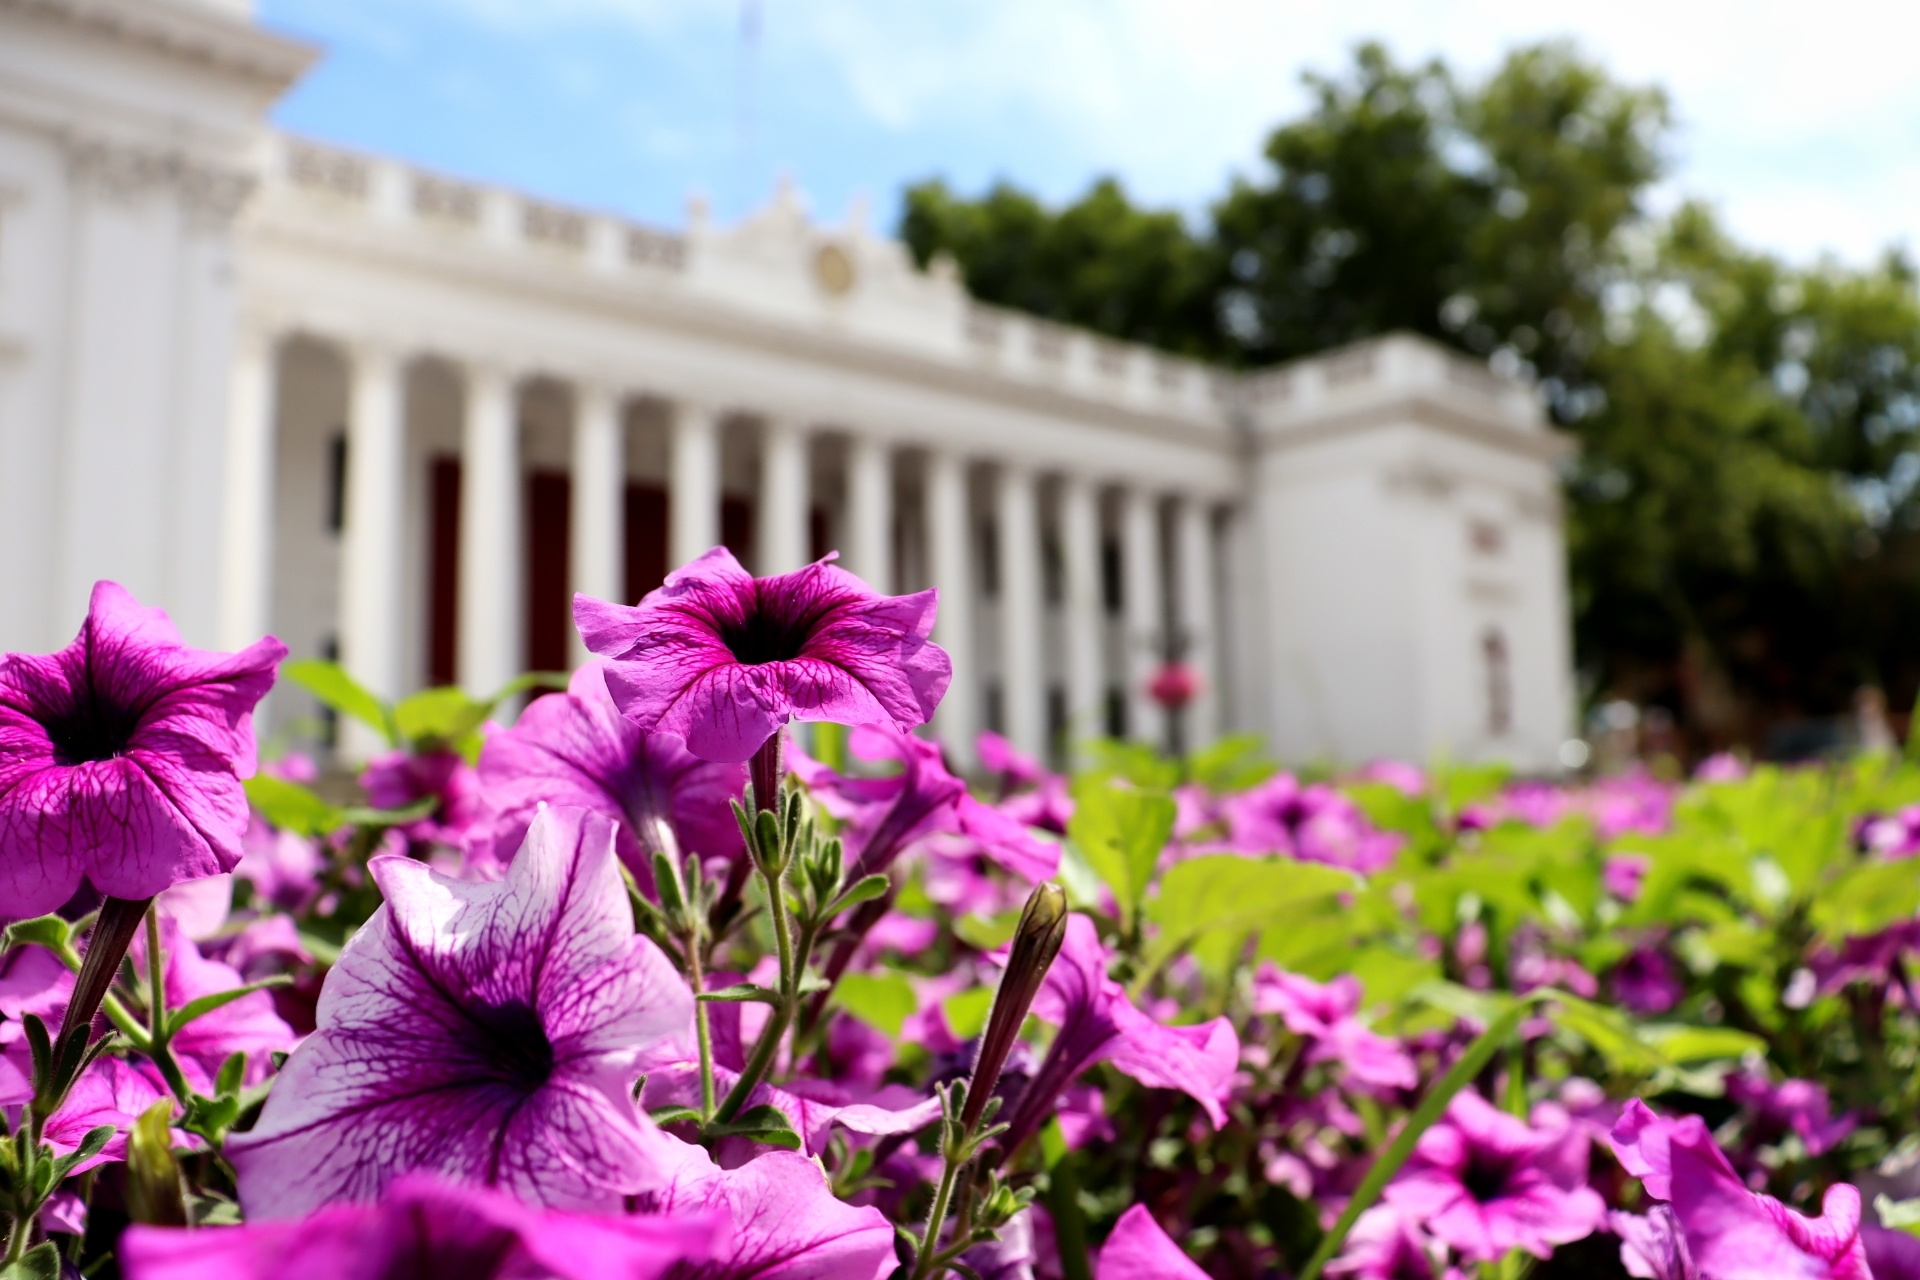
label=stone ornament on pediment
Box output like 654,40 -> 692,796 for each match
62,132 -> 256,225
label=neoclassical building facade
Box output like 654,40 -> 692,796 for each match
0,0 -> 1575,770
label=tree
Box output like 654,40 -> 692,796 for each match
899,42 -> 1920,753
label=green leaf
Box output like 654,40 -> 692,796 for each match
827,874 -> 892,917
649,1106 -> 704,1127
1640,1024 -> 1767,1064
704,1104 -> 803,1150
954,910 -> 1022,951
393,686 -> 491,750
166,976 -> 293,1041
834,972 -> 917,1038
244,774 -> 342,838
1185,734 -> 1276,792
698,984 -> 782,1005
0,1241 -> 60,1280
283,658 -> 394,744
1145,854 -> 1356,973
335,796 -> 441,829
1,914 -> 73,955
1812,859 -> 1920,942
1068,778 -> 1177,930
942,988 -> 994,1040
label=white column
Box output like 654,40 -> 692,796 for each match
670,400 -> 722,571
570,383 -> 624,664
1119,486 -> 1165,750
459,363 -> 522,700
760,418 -> 811,576
844,435 -> 893,591
219,324 -> 278,652
1058,475 -> 1104,762
996,465 -> 1046,760
337,342 -> 407,760
1174,496 -> 1220,749
926,450 -> 978,769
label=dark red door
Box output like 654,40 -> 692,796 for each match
624,483 -> 669,603
428,456 -> 461,687
525,471 -> 571,674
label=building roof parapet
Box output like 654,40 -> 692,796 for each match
3,0 -> 316,87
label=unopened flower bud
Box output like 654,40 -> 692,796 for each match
962,881 -> 1069,1132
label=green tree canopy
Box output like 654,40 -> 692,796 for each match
900,41 -> 1920,752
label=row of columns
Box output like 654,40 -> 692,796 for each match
223,328 -> 1222,767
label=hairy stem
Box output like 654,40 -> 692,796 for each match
142,905 -> 193,1108
686,933 -> 717,1120
910,1152 -> 965,1280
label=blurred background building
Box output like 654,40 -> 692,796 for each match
0,0 -> 1574,770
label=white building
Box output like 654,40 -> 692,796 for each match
0,0 -> 1575,771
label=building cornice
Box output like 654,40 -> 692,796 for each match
1,0 -> 316,88
1253,389 -> 1574,465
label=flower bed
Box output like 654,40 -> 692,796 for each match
4,556 -> 1920,1278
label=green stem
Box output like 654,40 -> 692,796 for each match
1295,993 -> 1547,1280
713,852 -> 801,1124
910,1154 -> 965,1280
1047,1152 -> 1093,1280
142,906 -> 193,1108
686,935 -> 717,1121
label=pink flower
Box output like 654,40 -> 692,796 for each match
1251,965 -> 1416,1091
977,729 -> 1044,791
120,1173 -> 720,1280
1146,662 -> 1201,709
575,548 -> 949,763
465,661 -> 746,890
35,1056 -> 187,1173
1611,948 -> 1683,1014
1694,752 -> 1748,783
0,581 -> 284,916
359,748 -> 481,849
229,807 -> 693,1216
1095,1204 -> 1209,1280
1327,1207 -> 1465,1280
1609,1099 -> 1870,1279
1382,1092 -> 1604,1262
1356,760 -> 1427,797
1604,854 -> 1651,902
234,816 -> 324,913
1725,1069 -> 1857,1158
127,914 -> 296,1087
794,724 -> 1056,882
996,915 -> 1238,1155
1220,774 -> 1401,873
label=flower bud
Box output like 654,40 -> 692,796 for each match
126,1098 -> 187,1227
962,881 -> 1069,1132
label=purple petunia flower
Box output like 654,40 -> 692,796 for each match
1725,1068 -> 1857,1158
637,1144 -> 897,1280
1327,1206 -> 1466,1280
996,915 -> 1238,1155
1382,1091 -> 1604,1262
228,806 -> 694,1217
575,548 -> 950,764
792,723 -> 1057,883
1610,1099 -> 1870,1279
977,729 -> 1044,792
1611,947 -> 1683,1014
1610,1207 -> 1694,1280
1251,965 -> 1417,1092
0,581 -> 285,917
1219,774 -> 1402,873
360,747 -> 482,851
1095,1204 -> 1209,1280
126,914 -> 296,1088
120,1173 -> 721,1280
465,661 -> 746,889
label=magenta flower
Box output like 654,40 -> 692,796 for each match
637,1145 -> 897,1280
1382,1091 -> 1604,1262
575,548 -> 950,764
1251,965 -> 1416,1091
977,729 -> 1044,791
228,807 -> 694,1216
1609,1207 -> 1692,1280
996,915 -> 1238,1155
0,581 -> 284,916
234,816 -> 324,913
1327,1207 -> 1466,1280
1611,947 -> 1682,1014
1095,1204 -> 1210,1280
1603,854 -> 1650,902
121,1173 -> 720,1280
38,1056 -> 185,1173
1220,774 -> 1401,872
1610,1100 -> 1870,1279
466,662 -> 746,888
360,747 -> 481,849
1725,1069 -> 1857,1158
794,724 -> 1057,882
127,914 -> 296,1087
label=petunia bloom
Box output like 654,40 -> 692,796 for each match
793,723 -> 1057,883
1327,1206 -> 1466,1280
126,914 -> 296,1088
1725,1069 -> 1857,1158
229,806 -> 693,1216
0,580 -> 284,916
636,1144 -> 897,1280
360,747 -> 481,850
1220,774 -> 1402,873
465,661 -> 746,888
120,1173 -> 720,1280
575,547 -> 950,764
1382,1091 -> 1604,1262
996,915 -> 1238,1155
1096,1204 -> 1209,1280
1609,1099 -> 1870,1280
1251,965 -> 1416,1091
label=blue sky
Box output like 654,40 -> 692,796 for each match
258,0 -> 1920,265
